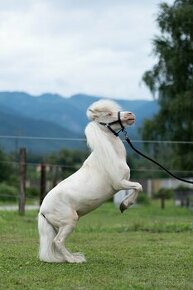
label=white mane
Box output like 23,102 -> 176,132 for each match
85,99 -> 125,177
85,121 -> 126,177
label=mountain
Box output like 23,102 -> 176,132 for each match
0,91 -> 159,154
0,104 -> 81,153
0,92 -> 86,133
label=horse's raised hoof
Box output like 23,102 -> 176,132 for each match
120,201 -> 134,213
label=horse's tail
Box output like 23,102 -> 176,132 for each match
38,213 -> 64,263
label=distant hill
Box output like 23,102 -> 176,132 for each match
0,91 -> 159,154
0,104 -> 82,153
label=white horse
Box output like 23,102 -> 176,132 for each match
38,99 -> 142,263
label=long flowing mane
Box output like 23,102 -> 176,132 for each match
85,99 -> 126,177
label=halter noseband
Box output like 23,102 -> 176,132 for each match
99,111 -> 125,137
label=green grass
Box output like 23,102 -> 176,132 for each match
0,201 -> 193,290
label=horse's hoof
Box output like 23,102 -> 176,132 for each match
75,253 -> 86,263
120,201 -> 134,213
67,253 -> 86,263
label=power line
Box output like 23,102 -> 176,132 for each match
133,140 -> 193,144
0,159 -> 192,173
0,135 -> 193,144
0,135 -> 85,142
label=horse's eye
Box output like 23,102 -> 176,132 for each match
108,112 -> 112,116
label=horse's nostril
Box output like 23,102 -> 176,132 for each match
126,112 -> 132,117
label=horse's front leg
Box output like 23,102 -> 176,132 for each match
116,179 -> 143,212
121,180 -> 142,192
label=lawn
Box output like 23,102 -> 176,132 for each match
0,201 -> 193,290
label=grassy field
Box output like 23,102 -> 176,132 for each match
0,201 -> 193,290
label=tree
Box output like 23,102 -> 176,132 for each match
142,0 -> 193,171
154,188 -> 173,209
46,149 -> 88,179
0,149 -> 14,182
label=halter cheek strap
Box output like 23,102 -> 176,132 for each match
99,111 -> 125,137
117,111 -> 125,130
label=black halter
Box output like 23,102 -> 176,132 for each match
99,111 -> 125,137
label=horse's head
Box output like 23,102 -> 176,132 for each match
87,99 -> 135,133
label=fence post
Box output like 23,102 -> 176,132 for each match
19,148 -> 26,215
52,165 -> 59,188
40,163 -> 46,205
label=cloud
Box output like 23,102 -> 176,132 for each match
0,0 -> 173,100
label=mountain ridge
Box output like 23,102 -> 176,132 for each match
0,91 -> 159,153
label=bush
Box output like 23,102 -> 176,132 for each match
0,183 -> 18,202
154,188 -> 174,199
175,185 -> 192,192
0,150 -> 14,183
154,188 -> 174,209
26,187 -> 39,198
137,193 -> 151,205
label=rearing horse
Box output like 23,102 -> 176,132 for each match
38,99 -> 142,263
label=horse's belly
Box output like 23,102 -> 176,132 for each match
40,166 -> 115,216
76,199 -> 104,216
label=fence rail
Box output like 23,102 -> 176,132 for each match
0,159 -> 192,173
0,135 -> 193,144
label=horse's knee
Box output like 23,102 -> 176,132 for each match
116,180 -> 143,192
135,183 -> 143,192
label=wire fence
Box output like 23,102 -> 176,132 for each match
0,160 -> 193,174
0,135 -> 193,144
0,135 -> 192,210
0,135 -> 193,174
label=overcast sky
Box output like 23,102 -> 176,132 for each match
0,0 -> 173,100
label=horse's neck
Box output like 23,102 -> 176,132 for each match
85,122 -> 126,168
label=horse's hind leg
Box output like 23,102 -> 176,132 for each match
53,210 -> 86,263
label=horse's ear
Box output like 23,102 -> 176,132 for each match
87,108 -> 99,120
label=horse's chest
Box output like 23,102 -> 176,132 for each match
117,163 -> 130,178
